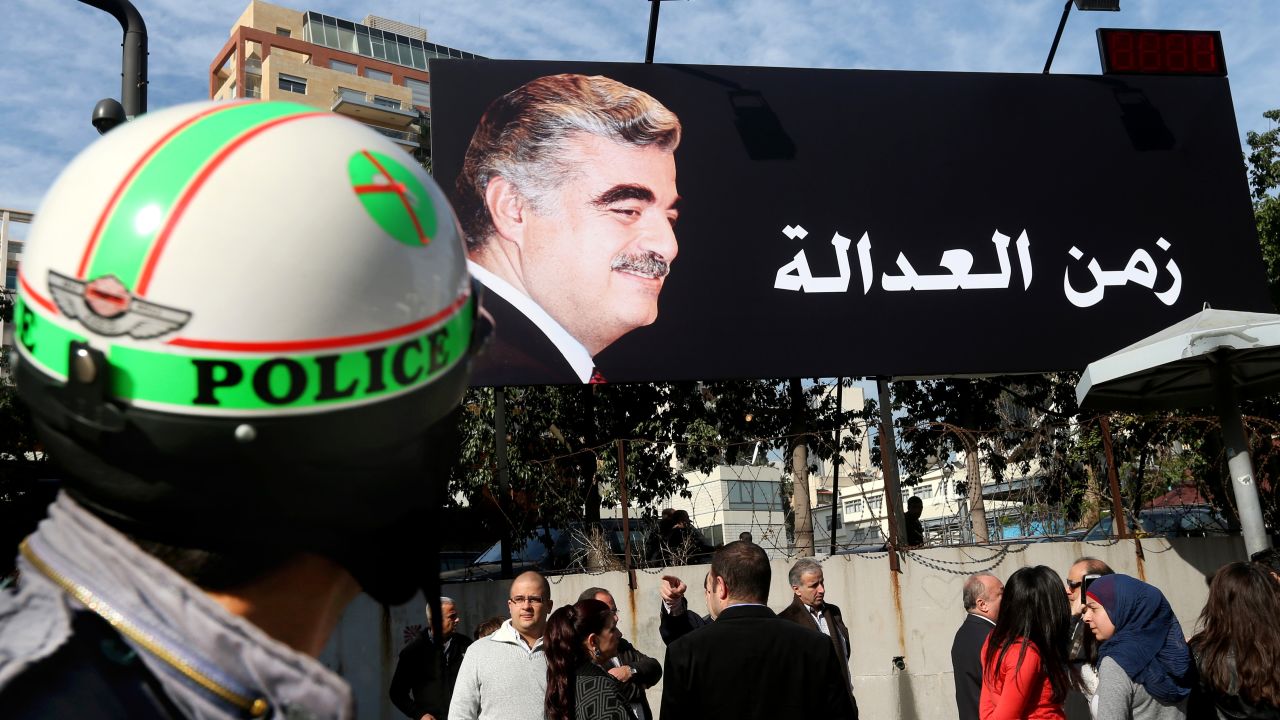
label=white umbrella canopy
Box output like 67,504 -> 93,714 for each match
1076,307 -> 1280,411
1076,306 -> 1280,557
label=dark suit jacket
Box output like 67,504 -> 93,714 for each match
660,604 -> 857,720
950,613 -> 994,720
388,631 -> 472,719
658,600 -> 709,646
778,597 -> 857,713
616,637 -> 662,720
472,282 -> 583,386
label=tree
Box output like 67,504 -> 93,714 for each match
888,375 -> 1082,542
1246,108 -> 1280,311
448,376 -> 867,562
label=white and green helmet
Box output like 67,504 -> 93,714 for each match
13,101 -> 480,594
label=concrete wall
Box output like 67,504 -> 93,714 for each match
324,536 -> 1245,719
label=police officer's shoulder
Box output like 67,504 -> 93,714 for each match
0,611 -> 182,719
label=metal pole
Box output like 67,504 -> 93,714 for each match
1098,416 -> 1129,540
644,0 -> 661,63
79,0 -> 148,117
618,440 -> 636,589
1211,354 -> 1272,556
494,387 -> 513,579
1043,0 -> 1073,74
830,380 -> 842,555
876,377 -> 905,571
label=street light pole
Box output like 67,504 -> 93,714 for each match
78,0 -> 148,118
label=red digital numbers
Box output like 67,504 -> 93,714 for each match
1099,30 -> 1223,76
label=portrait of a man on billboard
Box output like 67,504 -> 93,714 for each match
452,73 -> 682,386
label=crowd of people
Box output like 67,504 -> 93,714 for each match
389,541 -> 859,720
386,547 -> 1280,720
951,549 -> 1280,720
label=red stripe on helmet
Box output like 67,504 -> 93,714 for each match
76,103 -> 243,279
18,272 -> 57,314
134,111 -> 330,297
166,289 -> 470,353
361,150 -> 429,245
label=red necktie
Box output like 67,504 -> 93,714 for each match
590,367 -> 607,384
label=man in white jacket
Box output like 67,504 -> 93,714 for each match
449,571 -> 554,720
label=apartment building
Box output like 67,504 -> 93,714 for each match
209,1 -> 483,154
1,208 -> 33,375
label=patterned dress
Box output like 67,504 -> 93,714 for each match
575,662 -> 635,720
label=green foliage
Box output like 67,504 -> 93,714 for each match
448,377 -> 869,547
1246,108 -> 1280,311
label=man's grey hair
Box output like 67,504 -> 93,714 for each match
577,587 -> 613,603
453,73 -> 682,251
788,557 -> 823,588
962,574 -> 997,611
425,596 -> 457,621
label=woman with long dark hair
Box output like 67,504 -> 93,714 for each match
1188,562 -> 1280,719
1082,574 -> 1193,719
980,565 -> 1072,719
545,598 -> 634,720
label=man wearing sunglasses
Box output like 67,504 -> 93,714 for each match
449,572 -> 554,720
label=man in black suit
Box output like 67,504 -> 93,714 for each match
657,574 -> 710,646
659,541 -> 856,719
453,73 -> 683,386
950,573 -> 1003,720
390,596 -> 473,719
778,558 -> 858,714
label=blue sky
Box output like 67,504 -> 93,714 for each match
1,0 -> 1276,213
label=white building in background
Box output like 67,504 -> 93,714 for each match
665,464 -> 790,559
813,454 -> 1057,550
1,207 -> 33,377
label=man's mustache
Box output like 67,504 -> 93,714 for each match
611,251 -> 670,279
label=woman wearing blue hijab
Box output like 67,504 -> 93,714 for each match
1081,574 -> 1193,719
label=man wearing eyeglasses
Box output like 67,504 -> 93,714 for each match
579,587 -> 662,720
1065,557 -> 1113,660
448,572 -> 554,720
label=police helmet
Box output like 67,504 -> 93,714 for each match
13,101 -> 483,602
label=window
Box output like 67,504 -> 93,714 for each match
365,68 -> 392,83
372,95 -> 401,109
867,495 -> 884,511
275,27 -> 291,37
337,87 -> 365,103
843,499 -> 863,515
278,73 -> 307,94
330,59 -> 357,75
5,268 -> 17,290
403,77 -> 430,108
726,481 -> 781,511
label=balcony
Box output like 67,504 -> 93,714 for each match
365,124 -> 420,149
331,89 -> 417,127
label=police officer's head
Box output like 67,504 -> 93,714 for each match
13,101 -> 485,603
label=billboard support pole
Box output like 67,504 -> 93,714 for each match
618,440 -> 637,589
495,387 -> 513,579
830,379 -> 842,555
877,377 -> 904,572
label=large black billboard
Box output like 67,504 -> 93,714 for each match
430,60 -> 1270,386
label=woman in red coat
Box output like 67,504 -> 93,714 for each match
980,566 -> 1073,720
